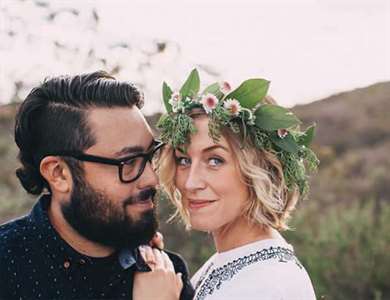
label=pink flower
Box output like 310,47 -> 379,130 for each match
219,81 -> 231,94
277,129 -> 289,139
168,92 -> 182,112
200,93 -> 219,113
223,99 -> 241,116
168,91 -> 181,106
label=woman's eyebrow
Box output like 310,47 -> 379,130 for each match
202,145 -> 229,153
174,144 -> 229,156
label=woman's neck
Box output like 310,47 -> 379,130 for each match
212,217 -> 275,253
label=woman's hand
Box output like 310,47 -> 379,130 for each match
149,231 -> 164,250
133,246 -> 183,300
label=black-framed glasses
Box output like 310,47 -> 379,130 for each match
46,140 -> 165,183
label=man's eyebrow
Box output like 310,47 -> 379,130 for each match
114,140 -> 156,157
114,146 -> 144,157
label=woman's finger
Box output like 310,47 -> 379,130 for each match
139,245 -> 156,270
138,246 -> 147,262
149,232 -> 164,250
176,272 -> 184,291
161,251 -> 175,272
153,248 -> 164,270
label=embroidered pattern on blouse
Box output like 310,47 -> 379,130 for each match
194,262 -> 215,291
194,246 -> 303,300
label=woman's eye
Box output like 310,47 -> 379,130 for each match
208,157 -> 224,167
176,157 -> 191,166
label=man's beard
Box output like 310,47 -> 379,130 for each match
61,174 -> 159,249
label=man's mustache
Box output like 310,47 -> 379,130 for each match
123,188 -> 157,206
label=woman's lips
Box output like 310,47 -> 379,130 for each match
188,199 -> 217,210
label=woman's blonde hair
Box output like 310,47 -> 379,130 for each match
158,96 -> 300,231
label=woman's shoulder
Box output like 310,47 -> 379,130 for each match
225,239 -> 316,296
235,260 -> 316,299
191,239 -> 316,299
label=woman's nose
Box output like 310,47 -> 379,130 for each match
184,163 -> 206,191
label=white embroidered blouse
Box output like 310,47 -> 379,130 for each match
191,238 -> 316,300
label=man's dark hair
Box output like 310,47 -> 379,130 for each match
14,70 -> 143,195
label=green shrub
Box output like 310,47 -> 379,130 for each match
286,200 -> 390,300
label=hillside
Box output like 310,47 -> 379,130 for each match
0,82 -> 389,299
1,82 -> 390,218
295,82 -> 390,153
292,82 -> 390,210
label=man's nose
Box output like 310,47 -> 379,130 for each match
137,160 -> 159,189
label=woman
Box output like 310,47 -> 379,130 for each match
136,69 -> 318,300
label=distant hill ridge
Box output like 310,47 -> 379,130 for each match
1,81 -> 389,151
293,81 -> 390,153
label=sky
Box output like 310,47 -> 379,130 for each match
1,0 -> 389,115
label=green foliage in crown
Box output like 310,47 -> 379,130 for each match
157,69 -> 319,196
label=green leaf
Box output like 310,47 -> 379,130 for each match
271,133 -> 300,155
225,79 -> 269,109
202,82 -> 224,99
299,124 -> 316,147
180,69 -> 200,98
254,104 -> 301,131
162,82 -> 173,113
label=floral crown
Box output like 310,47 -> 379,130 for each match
157,69 -> 319,195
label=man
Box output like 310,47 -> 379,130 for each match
0,71 -> 194,299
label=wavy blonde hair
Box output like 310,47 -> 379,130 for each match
158,97 -> 300,231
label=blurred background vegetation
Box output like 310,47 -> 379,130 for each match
1,1 -> 389,299
1,82 -> 390,299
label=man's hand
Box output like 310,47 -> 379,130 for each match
133,247 -> 183,300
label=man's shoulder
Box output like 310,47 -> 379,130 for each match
0,214 -> 34,254
165,250 -> 188,269
164,250 -> 195,300
164,250 -> 192,278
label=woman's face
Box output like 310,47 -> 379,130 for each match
174,116 -> 249,232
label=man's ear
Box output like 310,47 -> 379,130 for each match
40,156 -> 73,194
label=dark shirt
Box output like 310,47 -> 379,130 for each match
0,195 -> 194,300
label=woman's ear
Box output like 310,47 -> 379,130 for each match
39,156 -> 72,194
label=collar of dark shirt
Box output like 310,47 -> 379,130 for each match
27,194 -> 147,271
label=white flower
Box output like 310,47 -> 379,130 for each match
219,81 -> 231,94
200,93 -> 219,113
168,91 -> 181,109
183,96 -> 193,104
277,128 -> 289,139
223,99 -> 241,116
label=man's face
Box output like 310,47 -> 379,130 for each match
61,107 -> 159,249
